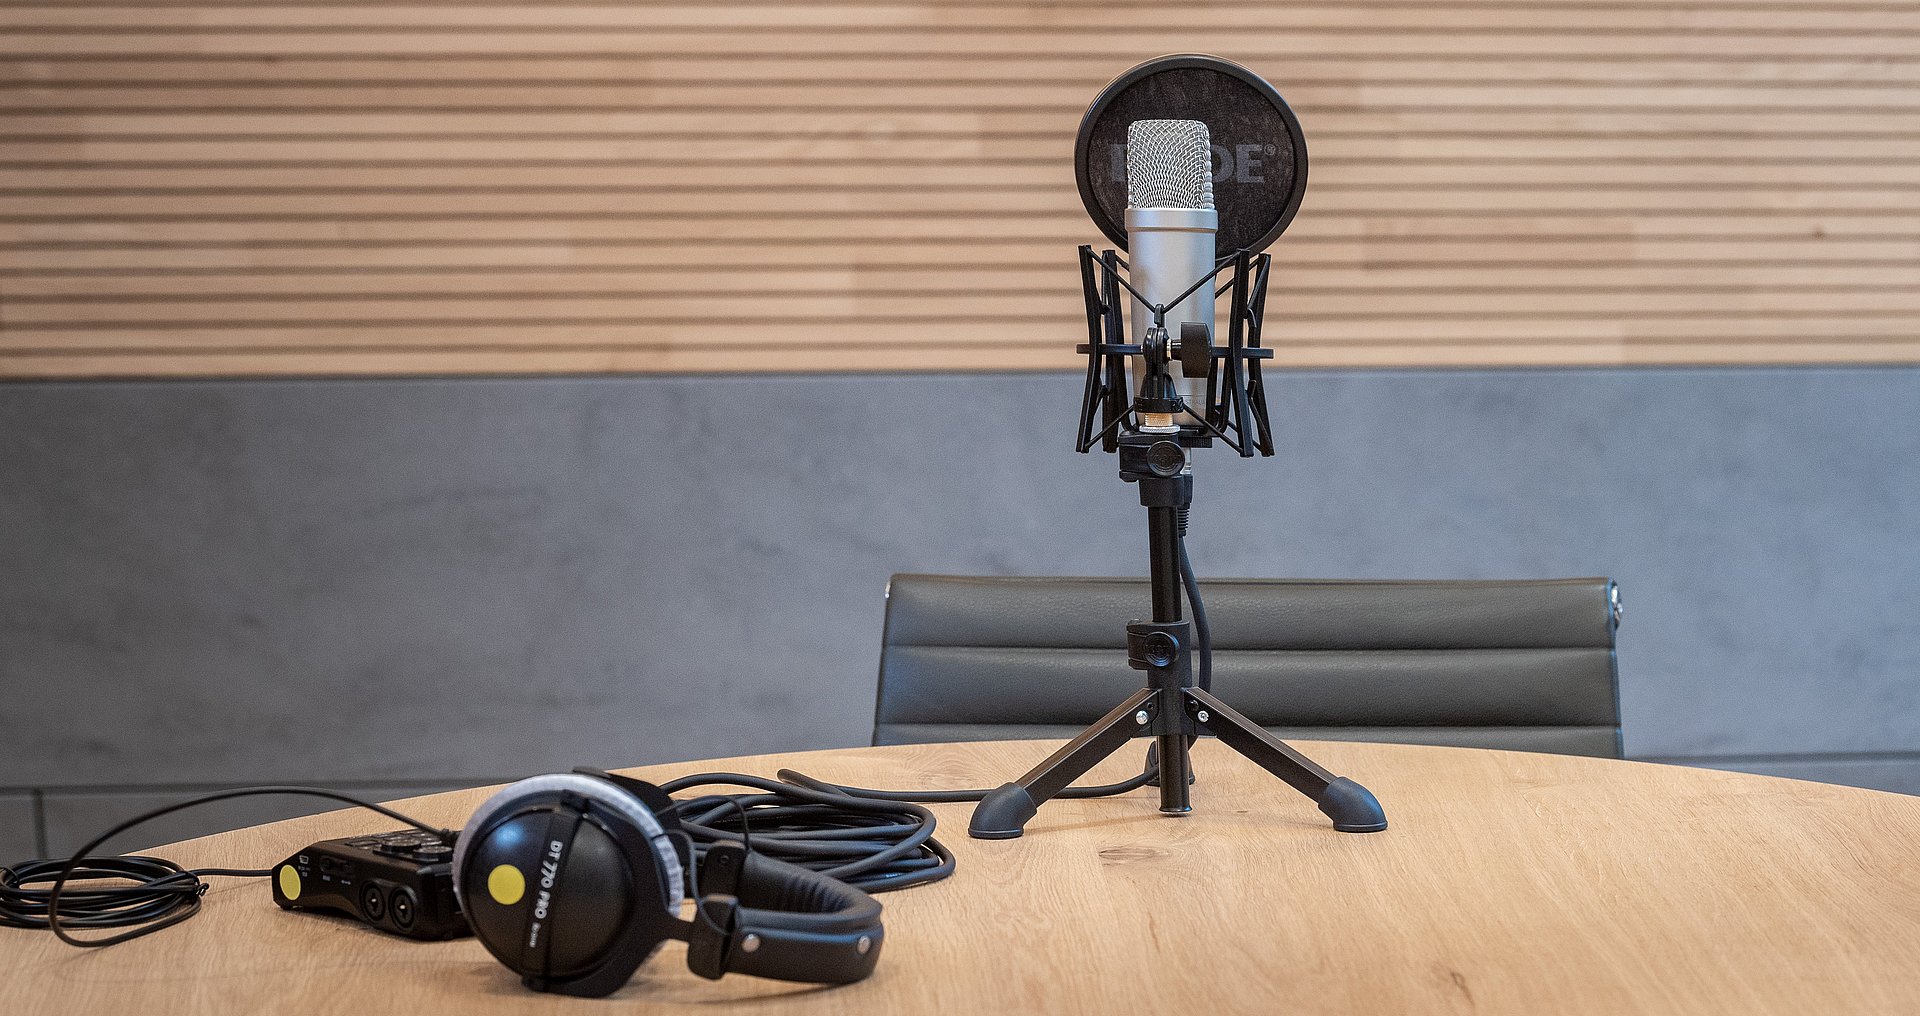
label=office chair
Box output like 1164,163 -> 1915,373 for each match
873,575 -> 1622,758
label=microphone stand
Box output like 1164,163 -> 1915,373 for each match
967,248 -> 1387,839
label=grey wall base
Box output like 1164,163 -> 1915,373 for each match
1,793 -> 35,862
1642,754 -> 1920,798
3,368 -> 1917,852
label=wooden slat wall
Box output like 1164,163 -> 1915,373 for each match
1,1 -> 1917,377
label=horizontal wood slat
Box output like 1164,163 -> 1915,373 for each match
1,2 -> 1915,377
4,55 -> 1917,85
7,32 -> 1919,59
12,5 -> 1920,32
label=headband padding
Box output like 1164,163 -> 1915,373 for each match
732,850 -> 884,934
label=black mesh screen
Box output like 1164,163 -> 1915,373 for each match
1076,57 -> 1307,256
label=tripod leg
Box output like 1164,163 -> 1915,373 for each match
1184,688 -> 1387,833
969,688 -> 1159,840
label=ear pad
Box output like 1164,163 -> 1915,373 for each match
453,773 -> 687,986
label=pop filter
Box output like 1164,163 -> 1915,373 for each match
1074,54 -> 1307,257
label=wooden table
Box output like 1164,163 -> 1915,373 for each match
8,740 -> 1920,1015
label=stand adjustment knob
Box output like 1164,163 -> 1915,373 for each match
1126,620 -> 1187,671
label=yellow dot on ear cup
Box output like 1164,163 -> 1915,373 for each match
487,864 -> 526,906
278,864 -> 302,901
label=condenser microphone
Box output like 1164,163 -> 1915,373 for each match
1075,55 -> 1308,431
1124,119 -> 1217,429
1071,55 -> 1289,460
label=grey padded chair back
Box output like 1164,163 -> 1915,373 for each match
874,575 -> 1622,758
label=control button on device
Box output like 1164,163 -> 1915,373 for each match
277,865 -> 302,902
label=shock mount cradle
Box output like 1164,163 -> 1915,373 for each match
967,246 -> 1388,839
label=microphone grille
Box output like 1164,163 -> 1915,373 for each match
1125,119 -> 1215,211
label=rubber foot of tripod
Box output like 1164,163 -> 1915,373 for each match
968,783 -> 1037,840
1318,777 -> 1388,833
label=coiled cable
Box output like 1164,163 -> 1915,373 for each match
660,772 -> 956,893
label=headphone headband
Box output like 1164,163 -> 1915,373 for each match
686,842 -> 883,983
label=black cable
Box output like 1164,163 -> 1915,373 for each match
1178,532 -> 1214,693
658,772 -> 957,893
773,766 -> 1155,805
0,857 -> 264,933
2,787 -> 454,949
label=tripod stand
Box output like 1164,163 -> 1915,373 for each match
966,248 -> 1387,839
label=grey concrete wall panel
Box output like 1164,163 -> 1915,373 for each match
2,368 -> 1916,795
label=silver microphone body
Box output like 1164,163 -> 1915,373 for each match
1126,205 -> 1217,422
1124,121 -> 1218,428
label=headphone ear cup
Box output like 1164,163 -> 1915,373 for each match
460,810 -> 636,978
452,774 -> 688,996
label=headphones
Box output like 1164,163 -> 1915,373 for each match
451,769 -> 884,998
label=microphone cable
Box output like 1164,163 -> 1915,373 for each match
660,772 -> 955,894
